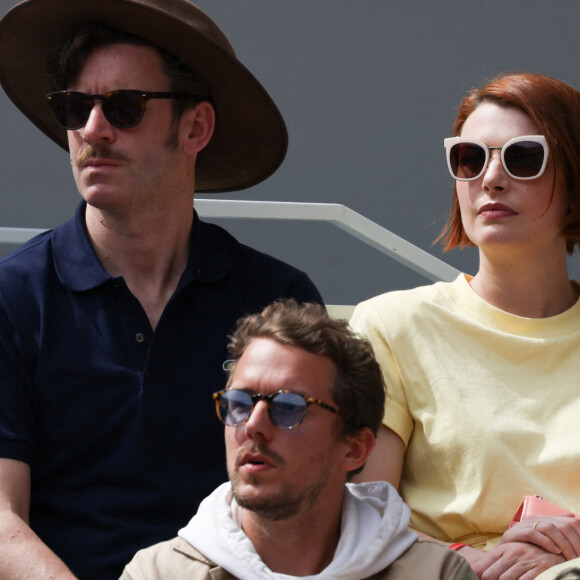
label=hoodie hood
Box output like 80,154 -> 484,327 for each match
178,481 -> 417,579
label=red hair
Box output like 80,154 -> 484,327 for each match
438,72 -> 580,254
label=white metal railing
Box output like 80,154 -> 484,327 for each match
0,199 -> 459,282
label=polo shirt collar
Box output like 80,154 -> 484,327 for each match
176,210 -> 232,288
52,202 -> 232,292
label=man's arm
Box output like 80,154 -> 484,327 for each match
0,458 -> 77,579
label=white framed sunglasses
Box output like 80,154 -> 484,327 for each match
444,134 -> 549,181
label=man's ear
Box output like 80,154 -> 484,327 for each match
340,427 -> 376,474
181,101 -> 215,155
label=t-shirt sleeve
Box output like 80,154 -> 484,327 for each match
350,300 -> 414,447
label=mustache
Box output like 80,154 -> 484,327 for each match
235,441 -> 284,468
74,144 -> 128,168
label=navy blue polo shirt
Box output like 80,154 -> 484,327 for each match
0,202 -> 323,579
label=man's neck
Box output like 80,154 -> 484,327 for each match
241,505 -> 342,576
85,202 -> 194,330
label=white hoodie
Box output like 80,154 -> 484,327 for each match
178,481 -> 417,580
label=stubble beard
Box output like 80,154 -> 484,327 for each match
231,452 -> 331,522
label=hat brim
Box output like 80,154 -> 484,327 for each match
0,0 -> 288,192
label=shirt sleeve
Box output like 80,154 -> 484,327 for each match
350,300 -> 414,447
0,301 -> 36,464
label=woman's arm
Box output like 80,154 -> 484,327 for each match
352,425 -> 405,487
352,426 -> 571,579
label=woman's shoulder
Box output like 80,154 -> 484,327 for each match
354,275 -> 465,317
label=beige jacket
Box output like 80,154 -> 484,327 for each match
120,536 -> 477,580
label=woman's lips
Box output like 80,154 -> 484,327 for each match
479,203 -> 518,218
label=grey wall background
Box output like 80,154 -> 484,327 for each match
1,0 -> 579,305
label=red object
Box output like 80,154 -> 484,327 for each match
509,495 -> 578,529
449,543 -> 467,551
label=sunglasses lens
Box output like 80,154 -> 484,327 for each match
48,91 -> 147,130
103,92 -> 146,128
449,142 -> 486,179
270,392 -> 307,429
218,390 -> 252,426
504,141 -> 545,178
49,92 -> 92,130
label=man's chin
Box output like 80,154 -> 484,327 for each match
233,485 -> 300,521
80,187 -> 128,211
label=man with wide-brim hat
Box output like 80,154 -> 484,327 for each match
0,1 -> 322,578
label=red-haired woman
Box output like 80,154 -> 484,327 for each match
352,72 -> 580,579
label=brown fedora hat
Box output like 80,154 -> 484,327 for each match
0,0 -> 288,192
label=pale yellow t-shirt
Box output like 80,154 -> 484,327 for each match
351,274 -> 580,550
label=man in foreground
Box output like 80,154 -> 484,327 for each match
122,300 -> 476,579
0,1 -> 321,578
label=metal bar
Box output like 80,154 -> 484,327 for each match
194,199 -> 459,282
0,227 -> 47,244
0,199 -> 460,282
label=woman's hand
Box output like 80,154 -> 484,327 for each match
499,515 -> 580,560
474,541 -> 566,580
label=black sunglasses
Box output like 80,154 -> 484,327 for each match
212,389 -> 343,430
45,90 -> 196,130
444,135 -> 549,181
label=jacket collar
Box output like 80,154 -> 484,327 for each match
53,202 -> 231,292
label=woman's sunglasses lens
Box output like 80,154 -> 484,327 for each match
270,392 -> 307,428
450,143 -> 486,179
504,141 -> 544,178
